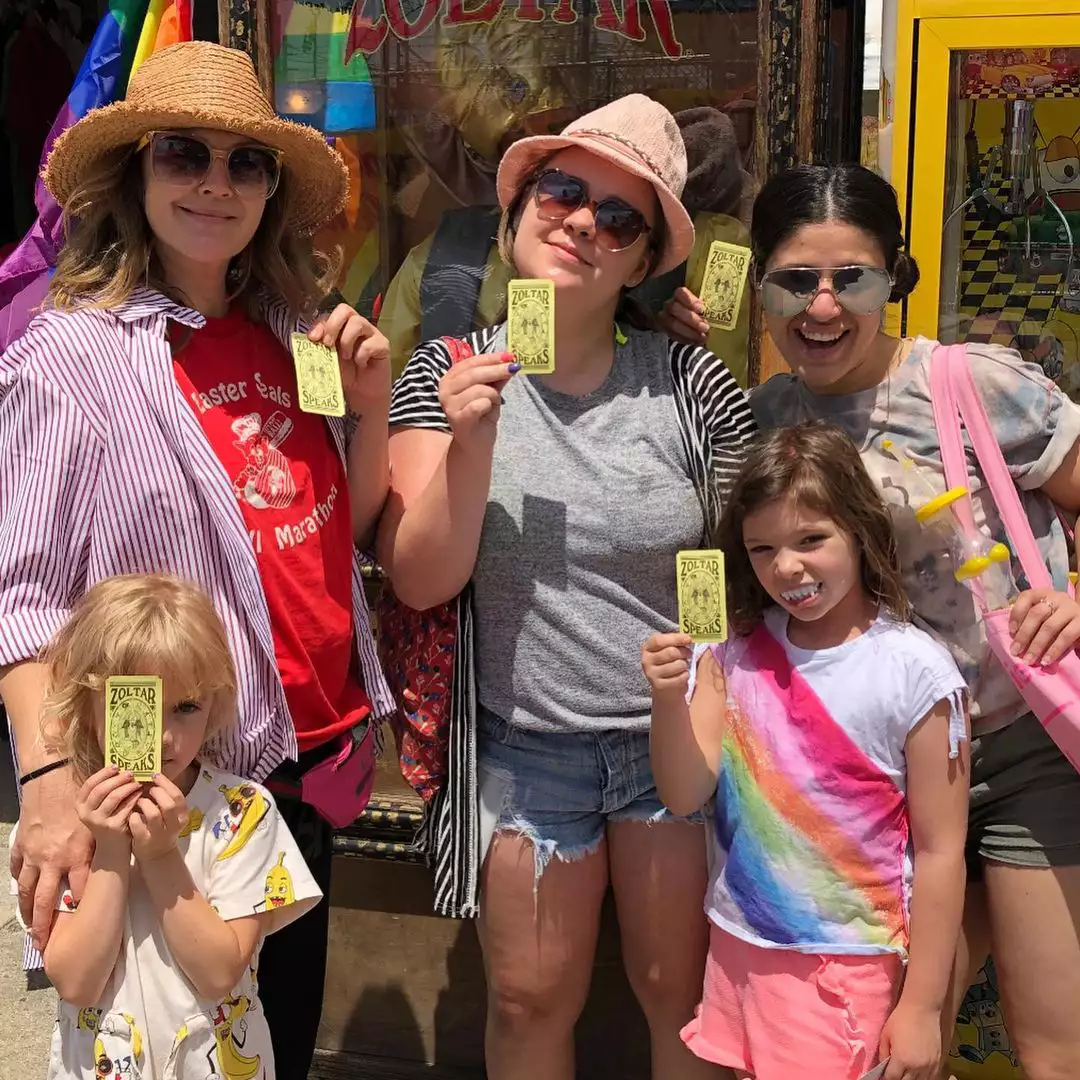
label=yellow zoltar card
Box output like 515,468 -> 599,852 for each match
676,550 -> 728,643
291,332 -> 346,417
105,675 -> 163,780
507,278 -> 555,374
698,241 -> 751,332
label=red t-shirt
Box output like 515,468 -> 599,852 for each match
172,307 -> 371,751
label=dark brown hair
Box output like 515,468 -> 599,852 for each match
750,164 -> 919,303
717,421 -> 911,635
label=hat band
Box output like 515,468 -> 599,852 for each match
566,128 -> 671,188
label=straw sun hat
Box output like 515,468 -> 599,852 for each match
496,94 -> 695,276
43,41 -> 348,236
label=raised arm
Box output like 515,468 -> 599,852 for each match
43,767 -> 143,1005
130,775 -> 269,1002
644,634 -> 726,816
376,350 -> 517,610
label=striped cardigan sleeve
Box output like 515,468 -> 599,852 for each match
667,340 -> 757,535
0,342 -> 102,667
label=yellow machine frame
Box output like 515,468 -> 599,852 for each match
887,0 -> 1080,339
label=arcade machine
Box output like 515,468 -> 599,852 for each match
881,2 -> 1080,1077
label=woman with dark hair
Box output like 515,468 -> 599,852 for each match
663,162 -> 1080,1079
379,95 -> 756,1078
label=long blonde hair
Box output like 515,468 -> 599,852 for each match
49,142 -> 340,320
40,574 -> 238,781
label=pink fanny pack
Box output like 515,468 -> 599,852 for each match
299,721 -> 376,828
930,343 -> 1080,771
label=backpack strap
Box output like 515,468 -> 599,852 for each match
420,206 -> 502,343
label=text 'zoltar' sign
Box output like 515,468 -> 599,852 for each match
348,0 -> 685,59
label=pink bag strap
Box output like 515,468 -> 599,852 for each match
930,343 -> 1053,591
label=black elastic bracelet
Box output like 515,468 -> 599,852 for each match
18,757 -> 71,786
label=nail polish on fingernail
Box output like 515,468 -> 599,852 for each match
508,363 -> 522,374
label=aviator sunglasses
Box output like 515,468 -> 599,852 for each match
137,132 -> 283,200
532,169 -> 651,253
758,265 -> 894,317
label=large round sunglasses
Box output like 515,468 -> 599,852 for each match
137,131 -> 283,200
532,168 -> 651,253
759,265 -> 894,317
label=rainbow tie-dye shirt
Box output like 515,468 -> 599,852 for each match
693,609 -> 966,958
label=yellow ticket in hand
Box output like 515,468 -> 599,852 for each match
698,241 -> 751,332
676,550 -> 728,643
507,278 -> 555,374
291,332 -> 345,417
105,675 -> 163,780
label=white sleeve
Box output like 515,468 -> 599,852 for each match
205,782 -> 322,934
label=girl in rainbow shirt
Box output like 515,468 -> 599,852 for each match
644,421 -> 970,1080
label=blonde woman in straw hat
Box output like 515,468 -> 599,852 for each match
0,41 -> 394,1079
379,96 -> 756,1077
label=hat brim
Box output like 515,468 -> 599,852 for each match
496,134 -> 695,276
43,101 -> 348,237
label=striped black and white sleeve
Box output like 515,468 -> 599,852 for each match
388,328 -> 501,432
669,340 -> 757,505
388,338 -> 455,433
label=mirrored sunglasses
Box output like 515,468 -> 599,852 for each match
138,132 -> 283,200
759,265 -> 894,317
533,169 -> 651,253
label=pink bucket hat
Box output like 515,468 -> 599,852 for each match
496,94 -> 695,277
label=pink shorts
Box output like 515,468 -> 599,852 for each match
681,924 -> 904,1080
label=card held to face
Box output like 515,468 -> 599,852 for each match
507,278 -> 555,374
676,550 -> 728,643
105,675 -> 163,780
291,332 -> 345,417
698,240 -> 751,332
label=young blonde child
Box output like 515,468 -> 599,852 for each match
643,423 -> 970,1080
32,573 -> 321,1080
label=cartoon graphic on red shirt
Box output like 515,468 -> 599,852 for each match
231,411 -> 296,510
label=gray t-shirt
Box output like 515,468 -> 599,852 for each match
389,324 -> 755,732
752,336 -> 1080,736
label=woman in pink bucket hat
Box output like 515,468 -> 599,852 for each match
379,95 -> 756,1076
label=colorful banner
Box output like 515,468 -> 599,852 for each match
274,1 -> 376,134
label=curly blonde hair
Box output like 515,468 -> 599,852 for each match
49,142 -> 340,320
717,422 -> 912,637
40,574 -> 238,782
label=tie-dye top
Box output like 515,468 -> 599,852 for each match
691,608 -> 967,957
751,338 -> 1080,737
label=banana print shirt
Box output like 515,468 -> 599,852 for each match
751,337 -> 1080,736
45,765 -> 321,1080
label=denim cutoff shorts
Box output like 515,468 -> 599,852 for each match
477,703 -> 702,878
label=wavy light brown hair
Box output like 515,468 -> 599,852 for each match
40,574 -> 238,782
49,142 -> 340,319
717,422 -> 911,636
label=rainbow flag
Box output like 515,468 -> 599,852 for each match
132,0 -> 193,79
0,0 -> 192,351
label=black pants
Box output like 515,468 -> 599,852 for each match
259,751 -> 335,1080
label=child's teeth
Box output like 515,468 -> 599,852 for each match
802,330 -> 843,343
782,584 -> 819,601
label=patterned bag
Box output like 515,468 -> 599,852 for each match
376,337 -> 473,801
